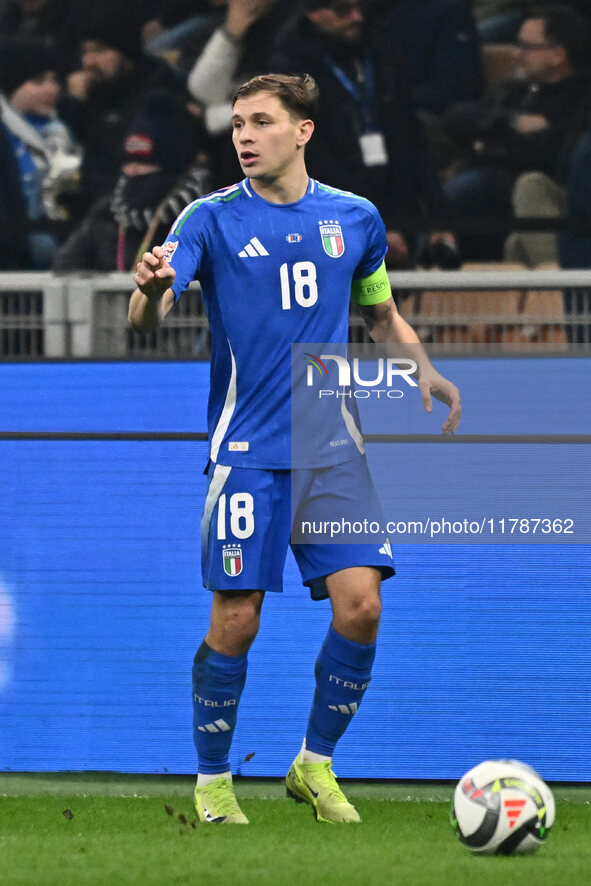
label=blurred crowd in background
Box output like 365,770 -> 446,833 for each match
2,0 -> 591,275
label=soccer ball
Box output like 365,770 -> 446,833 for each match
451,759 -> 555,855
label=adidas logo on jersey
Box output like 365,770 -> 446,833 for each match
238,237 -> 269,257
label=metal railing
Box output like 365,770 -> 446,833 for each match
380,268 -> 591,353
0,273 -> 67,358
0,269 -> 589,359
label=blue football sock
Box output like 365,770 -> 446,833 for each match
305,625 -> 376,757
192,641 -> 247,774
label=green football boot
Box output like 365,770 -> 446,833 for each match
285,756 -> 361,823
194,777 -> 249,824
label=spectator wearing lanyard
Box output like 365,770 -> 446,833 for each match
269,0 -> 458,269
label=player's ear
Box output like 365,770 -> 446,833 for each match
296,118 -> 314,147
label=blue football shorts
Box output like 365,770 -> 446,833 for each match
200,455 -> 395,600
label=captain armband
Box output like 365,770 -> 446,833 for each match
350,261 -> 391,306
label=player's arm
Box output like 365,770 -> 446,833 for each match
129,246 -> 177,333
352,262 -> 462,435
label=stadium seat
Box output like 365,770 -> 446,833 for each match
417,289 -> 521,345
524,289 -> 567,347
460,262 -> 527,272
420,261 -> 525,344
463,262 -> 567,351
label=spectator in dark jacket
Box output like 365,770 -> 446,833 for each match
559,123 -> 591,270
269,0 -> 458,268
368,0 -> 483,114
558,118 -> 591,342
0,120 -> 30,269
443,5 -> 591,259
59,1 -> 189,210
472,1 -> 591,41
53,94 -> 210,272
0,0 -> 82,72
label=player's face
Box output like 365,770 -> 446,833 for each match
231,93 -> 312,182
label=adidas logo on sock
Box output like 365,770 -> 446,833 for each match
238,237 -> 269,257
198,719 -> 231,733
328,703 -> 358,715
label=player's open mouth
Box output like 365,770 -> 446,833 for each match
240,152 -> 258,165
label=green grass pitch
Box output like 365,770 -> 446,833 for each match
1,774 -> 589,886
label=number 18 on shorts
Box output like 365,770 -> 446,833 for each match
200,459 -> 394,596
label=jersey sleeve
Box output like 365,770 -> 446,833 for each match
353,201 -> 388,280
160,200 -> 207,302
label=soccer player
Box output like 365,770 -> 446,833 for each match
129,73 -> 461,824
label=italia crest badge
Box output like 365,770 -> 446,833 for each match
222,545 -> 243,577
319,220 -> 345,258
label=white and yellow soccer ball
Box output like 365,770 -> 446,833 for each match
451,759 -> 555,855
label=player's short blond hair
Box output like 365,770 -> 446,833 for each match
232,73 -> 319,121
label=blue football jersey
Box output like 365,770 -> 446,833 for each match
164,178 -> 388,469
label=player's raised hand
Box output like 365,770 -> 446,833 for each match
133,246 -> 176,299
417,368 -> 462,435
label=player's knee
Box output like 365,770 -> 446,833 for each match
225,608 -> 260,644
356,594 -> 382,631
341,593 -> 381,634
210,593 -> 262,654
